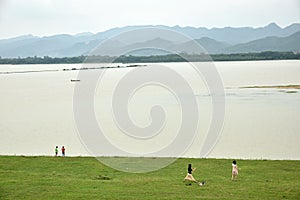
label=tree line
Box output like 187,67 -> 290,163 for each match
0,51 -> 299,64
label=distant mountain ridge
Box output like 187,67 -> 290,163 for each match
226,31 -> 300,53
0,23 -> 300,58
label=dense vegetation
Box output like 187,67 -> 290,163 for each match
116,51 -> 300,63
0,55 -> 87,65
0,156 -> 299,199
0,51 -> 299,64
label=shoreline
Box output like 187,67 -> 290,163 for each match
1,155 -> 299,161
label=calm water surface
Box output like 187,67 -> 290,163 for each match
0,60 -> 299,159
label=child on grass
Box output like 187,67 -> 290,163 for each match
61,146 -> 66,157
184,164 -> 205,186
232,160 -> 238,181
55,146 -> 58,156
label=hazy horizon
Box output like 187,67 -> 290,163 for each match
1,22 -> 299,40
0,0 -> 299,39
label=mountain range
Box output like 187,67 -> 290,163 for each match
0,23 -> 300,58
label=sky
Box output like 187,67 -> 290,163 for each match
0,0 -> 299,39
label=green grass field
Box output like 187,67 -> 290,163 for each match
0,156 -> 299,199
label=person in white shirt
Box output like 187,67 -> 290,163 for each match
232,160 -> 239,181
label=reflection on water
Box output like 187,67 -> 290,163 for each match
0,60 -> 299,159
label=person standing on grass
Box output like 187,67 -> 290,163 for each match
232,160 -> 238,181
184,164 -> 205,186
55,146 -> 59,156
61,146 -> 66,157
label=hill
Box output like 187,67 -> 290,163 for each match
0,23 -> 300,58
226,31 -> 300,53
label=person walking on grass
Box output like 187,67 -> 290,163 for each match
61,146 -> 66,157
184,164 -> 205,186
55,146 -> 59,157
232,160 -> 239,181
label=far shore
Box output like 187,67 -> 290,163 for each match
0,51 -> 300,65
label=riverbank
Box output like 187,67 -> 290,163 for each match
0,156 -> 299,199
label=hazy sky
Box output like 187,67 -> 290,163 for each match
0,0 -> 299,39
